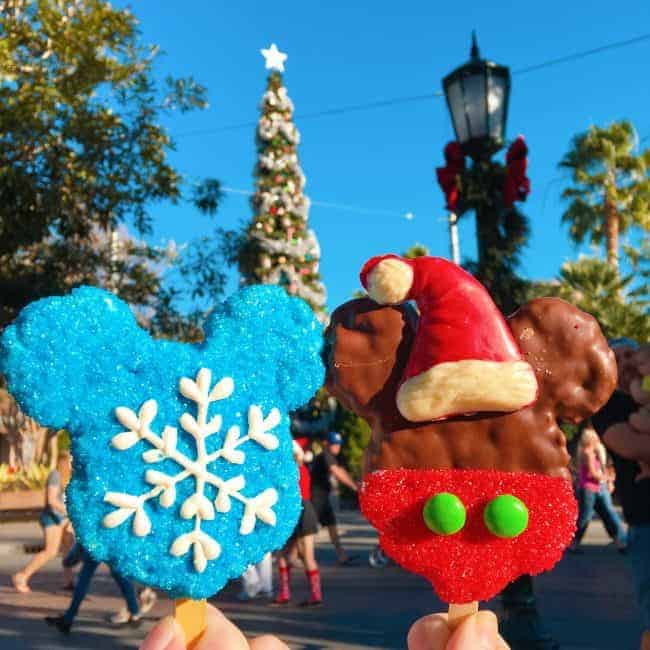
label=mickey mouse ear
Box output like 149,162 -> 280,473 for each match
1,286 -> 150,430
203,285 -> 324,412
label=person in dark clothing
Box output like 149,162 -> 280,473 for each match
45,546 -> 141,634
593,342 -> 650,650
273,440 -> 323,607
310,431 -> 358,565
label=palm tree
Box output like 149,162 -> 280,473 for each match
555,256 -> 649,341
559,121 -> 650,272
402,243 -> 430,259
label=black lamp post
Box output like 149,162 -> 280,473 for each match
439,33 -> 522,279
441,37 -> 554,649
443,32 -> 511,161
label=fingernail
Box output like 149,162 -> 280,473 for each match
140,616 -> 184,650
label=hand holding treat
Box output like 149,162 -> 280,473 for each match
604,344 -> 650,481
326,255 -> 616,607
1,285 -> 324,646
139,602 -> 509,650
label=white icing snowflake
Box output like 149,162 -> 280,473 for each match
102,368 -> 281,573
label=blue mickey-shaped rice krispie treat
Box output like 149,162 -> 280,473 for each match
1,285 -> 324,598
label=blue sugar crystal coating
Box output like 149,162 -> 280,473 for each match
1,285 -> 324,599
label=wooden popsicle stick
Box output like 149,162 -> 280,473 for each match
175,598 -> 207,649
447,601 -> 479,630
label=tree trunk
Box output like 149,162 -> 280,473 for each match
604,190 -> 619,272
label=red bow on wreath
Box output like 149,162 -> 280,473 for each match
503,136 -> 531,208
436,141 -> 465,211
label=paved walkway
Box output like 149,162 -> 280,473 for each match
0,511 -> 641,649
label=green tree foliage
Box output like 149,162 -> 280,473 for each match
403,243 -> 430,259
529,255 -> 649,342
559,121 -> 650,271
0,0 -> 224,338
334,406 -> 371,482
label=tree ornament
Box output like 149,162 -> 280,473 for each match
260,44 -> 287,73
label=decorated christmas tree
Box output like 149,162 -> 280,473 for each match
238,44 -> 327,317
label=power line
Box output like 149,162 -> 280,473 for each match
175,92 -> 443,138
221,186 -> 414,219
511,33 -> 650,75
175,33 -> 650,139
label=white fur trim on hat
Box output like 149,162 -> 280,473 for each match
396,359 -> 538,422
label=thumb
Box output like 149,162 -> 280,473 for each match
195,605 -> 249,650
140,616 -> 185,650
407,613 -> 451,649
447,611 -> 508,650
140,605 -> 250,650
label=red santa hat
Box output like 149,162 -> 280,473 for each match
360,254 -> 538,422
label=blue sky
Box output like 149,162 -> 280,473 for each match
121,1 -> 650,311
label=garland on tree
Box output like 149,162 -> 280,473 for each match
238,45 -> 326,317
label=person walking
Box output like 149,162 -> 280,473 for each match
239,553 -> 273,601
570,427 -> 627,552
594,341 -> 650,650
12,452 -> 72,593
45,546 -> 141,634
273,439 -> 323,607
309,431 -> 358,565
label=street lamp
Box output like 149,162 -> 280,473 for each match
438,32 -> 514,267
442,32 -> 511,161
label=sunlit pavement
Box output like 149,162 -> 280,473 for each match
0,510 -> 639,649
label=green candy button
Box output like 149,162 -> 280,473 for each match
423,492 -> 466,535
484,494 -> 529,538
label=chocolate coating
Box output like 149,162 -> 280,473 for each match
324,297 -> 617,480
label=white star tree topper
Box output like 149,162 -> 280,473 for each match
261,43 -> 287,72
102,368 -> 281,573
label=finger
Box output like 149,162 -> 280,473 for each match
249,634 -> 290,650
496,633 -> 511,650
407,612 -> 452,650
448,611 -> 502,650
195,604 -> 249,650
140,616 -> 185,650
